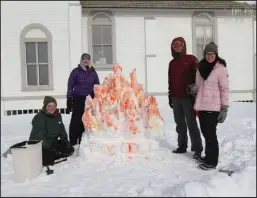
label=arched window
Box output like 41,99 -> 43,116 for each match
88,12 -> 115,70
20,23 -> 53,91
193,13 -> 216,60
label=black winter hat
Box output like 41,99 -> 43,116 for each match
204,42 -> 218,56
43,96 -> 57,107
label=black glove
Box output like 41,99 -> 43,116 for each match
66,97 -> 73,113
168,97 -> 173,109
63,139 -> 72,149
61,139 -> 74,156
186,84 -> 197,96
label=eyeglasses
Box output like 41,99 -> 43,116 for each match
172,42 -> 184,48
46,104 -> 57,108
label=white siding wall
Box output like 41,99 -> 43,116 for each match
1,1 -> 70,98
254,19 -> 256,54
217,17 -> 255,100
3,99 -> 67,112
69,1 -> 83,70
115,16 -> 146,88
3,6 -> 253,115
1,1 -> 84,114
229,93 -> 253,102
82,15 -> 113,83
81,15 -> 89,57
83,11 -> 255,101
253,18 -> 256,102
146,16 -> 192,93
83,15 -> 146,85
82,13 -> 192,93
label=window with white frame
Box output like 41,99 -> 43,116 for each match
194,13 -> 215,60
20,24 -> 53,91
88,12 -> 115,70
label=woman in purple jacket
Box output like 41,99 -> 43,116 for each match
66,53 -> 100,146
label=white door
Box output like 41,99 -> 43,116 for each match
145,18 -> 167,93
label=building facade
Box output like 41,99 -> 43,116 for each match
1,1 -> 256,116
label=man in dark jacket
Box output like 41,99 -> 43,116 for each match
66,53 -> 100,147
168,37 -> 203,159
29,96 -> 74,166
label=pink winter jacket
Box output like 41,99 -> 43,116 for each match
194,62 -> 229,112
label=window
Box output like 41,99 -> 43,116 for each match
25,42 -> 49,86
193,13 -> 216,60
20,24 -> 53,91
88,12 -> 116,70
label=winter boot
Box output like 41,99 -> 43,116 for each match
172,147 -> 187,154
193,152 -> 202,160
198,163 -> 216,170
196,156 -> 206,163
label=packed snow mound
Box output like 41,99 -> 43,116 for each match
80,64 -> 165,156
1,100 -> 256,196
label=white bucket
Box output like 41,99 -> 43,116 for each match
10,140 -> 43,183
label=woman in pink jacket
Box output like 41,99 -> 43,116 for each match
194,42 -> 229,171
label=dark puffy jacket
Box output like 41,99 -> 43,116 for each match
29,109 -> 68,150
67,65 -> 100,98
168,37 -> 199,98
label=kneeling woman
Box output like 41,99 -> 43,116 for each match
29,96 -> 74,166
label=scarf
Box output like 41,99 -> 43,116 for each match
198,58 -> 218,80
80,59 -> 92,72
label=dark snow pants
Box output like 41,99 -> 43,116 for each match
198,111 -> 219,166
69,96 -> 87,146
172,97 -> 203,153
42,139 -> 74,166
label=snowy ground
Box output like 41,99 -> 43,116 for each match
1,96 -> 256,197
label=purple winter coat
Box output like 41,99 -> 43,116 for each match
66,65 -> 100,98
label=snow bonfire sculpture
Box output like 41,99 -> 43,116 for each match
80,64 -> 165,158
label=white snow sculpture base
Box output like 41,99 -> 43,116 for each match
79,131 -> 160,158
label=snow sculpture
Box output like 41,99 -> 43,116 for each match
80,64 -> 164,157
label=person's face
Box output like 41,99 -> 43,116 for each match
205,52 -> 216,63
83,58 -> 90,66
82,54 -> 91,66
46,102 -> 57,114
172,41 -> 184,53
